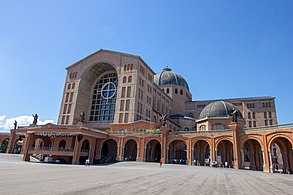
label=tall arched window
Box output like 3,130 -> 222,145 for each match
128,76 -> 132,83
175,88 -> 178,94
89,72 -> 118,121
166,88 -> 170,94
180,89 -> 183,95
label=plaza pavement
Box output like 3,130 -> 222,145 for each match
0,154 -> 293,195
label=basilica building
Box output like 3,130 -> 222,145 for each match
1,49 -> 292,173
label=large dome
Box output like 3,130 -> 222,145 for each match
199,101 -> 243,119
154,68 -> 189,91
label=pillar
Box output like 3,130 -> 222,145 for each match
72,135 -> 81,165
160,126 -> 168,163
89,138 -> 96,165
22,133 -> 35,161
262,134 -> 271,173
187,138 -> 192,165
229,123 -> 240,169
6,129 -> 16,153
211,138 -> 215,163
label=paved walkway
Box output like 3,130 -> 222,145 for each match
0,154 -> 292,195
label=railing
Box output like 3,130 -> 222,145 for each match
29,147 -> 74,152
241,123 -> 293,132
168,129 -> 232,135
109,129 -> 162,135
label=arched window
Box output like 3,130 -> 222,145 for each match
59,140 -> 66,150
175,88 -> 178,94
128,76 -> 132,83
166,88 -> 169,94
212,123 -> 225,130
180,89 -> 183,95
184,127 -> 189,131
123,76 -> 127,83
130,64 -> 133,70
124,65 -> 127,71
248,112 -> 251,119
199,125 -> 206,131
89,72 -> 118,121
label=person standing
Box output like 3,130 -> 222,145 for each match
85,159 -> 90,167
159,159 -> 163,167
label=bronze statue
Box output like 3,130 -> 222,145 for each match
231,109 -> 238,123
161,114 -> 167,126
14,120 -> 17,129
32,114 -> 38,125
80,111 -> 85,123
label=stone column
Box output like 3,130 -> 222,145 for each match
7,129 -> 16,153
160,126 -> 168,163
89,138 -> 96,165
268,150 -> 273,173
262,135 -> 271,173
72,135 -> 81,165
188,138 -> 192,165
240,149 -> 244,168
211,138 -> 215,163
22,133 -> 35,161
144,147 -> 147,162
229,123 -> 240,169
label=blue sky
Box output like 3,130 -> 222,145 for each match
0,0 -> 292,131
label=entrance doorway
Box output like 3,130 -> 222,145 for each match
145,140 -> 161,162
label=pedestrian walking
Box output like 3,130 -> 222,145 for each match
159,159 -> 163,167
85,158 -> 90,167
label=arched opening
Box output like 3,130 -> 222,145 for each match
241,139 -> 263,171
13,139 -> 23,154
80,139 -> 90,165
145,140 -> 161,162
128,76 -> 132,83
270,137 -> 293,174
81,139 -> 90,152
101,139 -> 117,163
168,140 -> 187,164
124,139 -> 137,161
78,62 -> 117,126
193,140 -> 210,166
216,140 -> 234,168
0,138 -> 9,153
33,138 -> 45,150
59,140 -> 66,150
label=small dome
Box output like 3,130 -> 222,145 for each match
154,68 -> 189,91
199,101 -> 243,119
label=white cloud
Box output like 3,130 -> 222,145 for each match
0,115 -> 54,132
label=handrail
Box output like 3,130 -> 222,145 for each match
28,147 -> 74,152
241,123 -> 293,132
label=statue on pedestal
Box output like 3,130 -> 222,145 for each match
32,114 -> 38,125
231,109 -> 238,123
161,114 -> 168,126
14,120 -> 17,129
